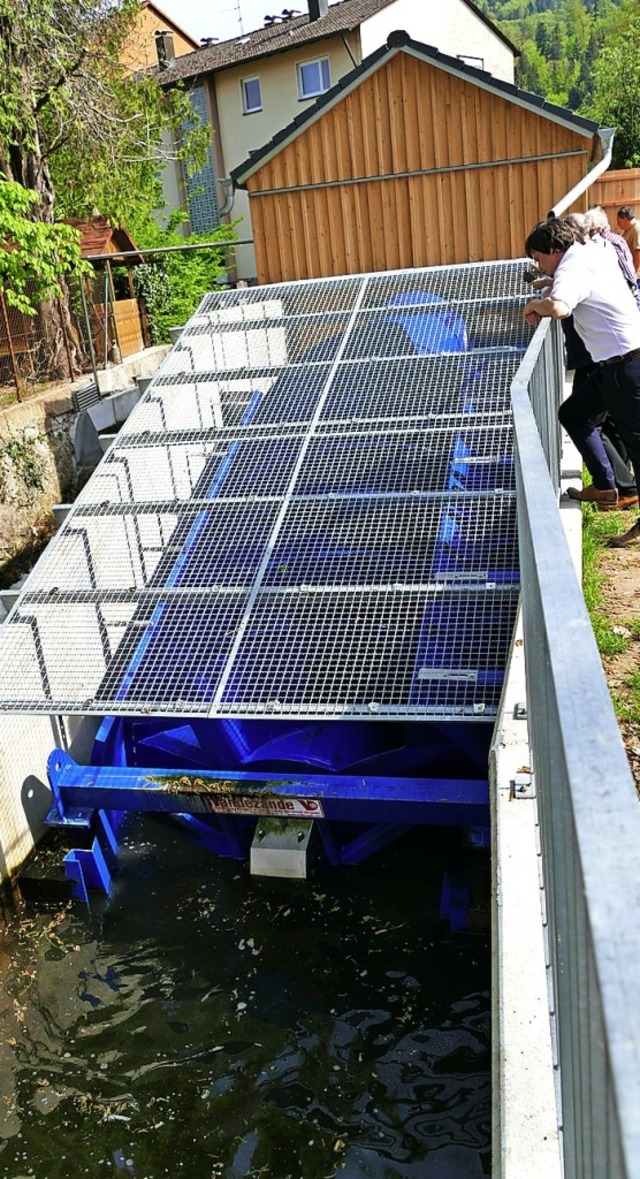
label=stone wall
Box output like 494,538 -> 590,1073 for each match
0,389 -> 77,571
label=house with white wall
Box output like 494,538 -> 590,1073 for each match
157,0 -> 518,280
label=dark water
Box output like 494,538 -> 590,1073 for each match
0,822 -> 490,1179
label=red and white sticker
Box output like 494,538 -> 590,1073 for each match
203,795 -> 324,818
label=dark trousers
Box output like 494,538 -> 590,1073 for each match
559,357 -> 640,492
601,417 -> 637,493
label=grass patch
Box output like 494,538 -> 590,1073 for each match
581,498 -> 640,722
581,502 -> 629,655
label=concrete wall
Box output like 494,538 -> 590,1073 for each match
0,716 -> 59,882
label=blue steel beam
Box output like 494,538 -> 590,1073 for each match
48,750 -> 488,828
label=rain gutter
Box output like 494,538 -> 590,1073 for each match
547,127 -> 616,218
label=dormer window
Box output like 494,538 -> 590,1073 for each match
297,56 -> 330,99
242,75 -> 262,114
457,54 -> 484,70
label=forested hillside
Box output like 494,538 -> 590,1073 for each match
476,0 -> 639,167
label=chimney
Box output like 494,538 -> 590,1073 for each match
308,0 -> 329,21
154,29 -> 176,70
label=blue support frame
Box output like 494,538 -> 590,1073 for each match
63,809 -> 125,905
47,749 -> 489,912
48,750 -> 488,828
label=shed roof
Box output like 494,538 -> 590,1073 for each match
231,29 -> 601,188
157,0 -> 519,86
66,217 -> 142,262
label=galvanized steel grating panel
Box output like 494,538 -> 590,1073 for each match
263,496 -> 518,589
320,353 -> 520,423
218,587 -> 518,717
0,262 -> 528,718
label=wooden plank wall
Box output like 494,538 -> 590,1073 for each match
590,168 -> 640,224
113,299 -> 143,357
93,299 -> 143,360
247,52 -> 593,284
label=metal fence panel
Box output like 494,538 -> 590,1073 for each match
511,319 -> 640,1179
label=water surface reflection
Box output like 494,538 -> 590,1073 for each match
0,822 -> 490,1178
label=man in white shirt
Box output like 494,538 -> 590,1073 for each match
523,218 -> 640,547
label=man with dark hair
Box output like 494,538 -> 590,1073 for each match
523,217 -> 640,546
617,206 -> 640,275
525,218 -> 577,257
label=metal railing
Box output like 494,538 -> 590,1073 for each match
511,318 -> 640,1179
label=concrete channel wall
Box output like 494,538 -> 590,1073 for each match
0,715 -> 59,882
0,346 -> 169,885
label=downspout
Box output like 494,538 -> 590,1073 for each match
218,177 -> 235,216
547,127 -> 615,218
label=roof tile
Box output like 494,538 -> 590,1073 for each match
157,0 -> 517,84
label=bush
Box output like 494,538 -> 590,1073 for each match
133,223 -> 238,344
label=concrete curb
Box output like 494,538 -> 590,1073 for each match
491,422 -> 582,1178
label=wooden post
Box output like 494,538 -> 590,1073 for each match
80,276 -> 100,393
0,291 -> 23,402
105,259 -> 122,361
57,294 -> 75,377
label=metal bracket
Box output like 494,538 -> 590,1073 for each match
510,772 -> 534,799
513,701 -> 527,720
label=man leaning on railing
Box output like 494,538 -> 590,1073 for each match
523,216 -> 640,548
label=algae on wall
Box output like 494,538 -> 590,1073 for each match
0,394 -> 77,577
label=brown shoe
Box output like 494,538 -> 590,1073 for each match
608,520 -> 640,547
567,485 -> 618,505
598,493 -> 639,512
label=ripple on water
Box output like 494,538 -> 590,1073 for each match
0,822 -> 490,1178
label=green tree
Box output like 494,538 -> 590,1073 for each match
0,180 -> 87,314
590,0 -> 640,166
0,0 -> 208,377
516,39 -> 550,95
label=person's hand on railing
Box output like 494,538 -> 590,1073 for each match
524,303 -> 543,327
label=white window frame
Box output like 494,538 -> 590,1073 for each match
457,54 -> 485,70
241,75 -> 262,114
297,56 -> 331,100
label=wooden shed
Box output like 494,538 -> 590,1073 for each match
231,30 -> 603,284
67,217 -> 148,360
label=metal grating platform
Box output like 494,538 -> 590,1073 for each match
0,263 -> 528,719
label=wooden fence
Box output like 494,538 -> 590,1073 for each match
0,274 -> 149,401
590,168 -> 640,222
91,297 -> 145,365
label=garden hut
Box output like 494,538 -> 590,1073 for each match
68,216 -> 148,361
